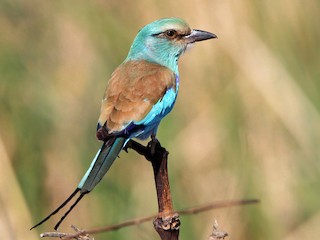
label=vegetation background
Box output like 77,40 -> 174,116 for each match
1,0 -> 319,239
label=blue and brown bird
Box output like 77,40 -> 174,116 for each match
31,17 -> 217,230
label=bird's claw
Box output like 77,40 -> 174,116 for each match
148,135 -> 160,156
123,140 -> 132,153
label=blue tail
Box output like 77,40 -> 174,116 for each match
78,137 -> 126,193
30,137 -> 126,230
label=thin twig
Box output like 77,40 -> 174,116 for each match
40,198 -> 259,239
41,232 -> 68,238
208,219 -> 228,240
40,225 -> 93,240
178,199 -> 259,216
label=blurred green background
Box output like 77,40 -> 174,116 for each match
1,0 -> 320,239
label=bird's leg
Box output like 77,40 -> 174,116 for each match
148,134 -> 160,156
124,135 -> 165,161
123,140 -> 147,155
96,127 -> 110,141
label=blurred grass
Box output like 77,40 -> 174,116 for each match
0,0 -> 320,239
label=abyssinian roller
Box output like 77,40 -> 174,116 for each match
31,17 -> 217,230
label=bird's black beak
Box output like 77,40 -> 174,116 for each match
184,29 -> 217,43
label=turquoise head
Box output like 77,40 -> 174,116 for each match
125,18 -> 217,74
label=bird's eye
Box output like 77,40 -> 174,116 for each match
165,30 -> 177,38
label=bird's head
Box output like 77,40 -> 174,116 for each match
126,18 -> 217,74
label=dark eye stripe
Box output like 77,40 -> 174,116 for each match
152,30 -> 188,39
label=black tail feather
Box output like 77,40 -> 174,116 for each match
54,192 -> 86,230
30,188 -> 80,230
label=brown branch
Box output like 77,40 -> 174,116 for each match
178,199 -> 259,216
40,225 -> 93,240
40,140 -> 260,239
208,220 -> 228,240
126,139 -> 179,239
39,198 -> 259,239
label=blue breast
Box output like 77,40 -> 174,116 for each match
131,75 -> 179,140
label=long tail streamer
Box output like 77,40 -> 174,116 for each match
30,137 -> 126,230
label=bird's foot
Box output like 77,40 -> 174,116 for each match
123,140 -> 132,153
123,137 -> 167,161
96,127 -> 110,141
148,135 -> 160,156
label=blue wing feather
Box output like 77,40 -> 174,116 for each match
132,75 -> 179,139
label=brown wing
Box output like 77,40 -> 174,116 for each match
98,60 -> 176,133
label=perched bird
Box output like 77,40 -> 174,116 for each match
31,17 -> 217,230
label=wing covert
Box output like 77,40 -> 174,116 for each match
98,60 -> 176,134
